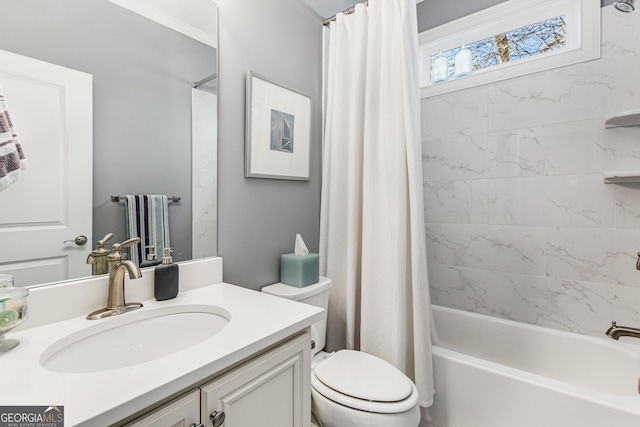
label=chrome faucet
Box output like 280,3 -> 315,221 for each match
605,321 -> 640,340
87,237 -> 143,320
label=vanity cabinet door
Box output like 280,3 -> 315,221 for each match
124,389 -> 201,427
200,332 -> 311,427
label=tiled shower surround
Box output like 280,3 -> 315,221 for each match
422,6 -> 640,337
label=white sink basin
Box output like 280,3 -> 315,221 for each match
40,304 -> 230,373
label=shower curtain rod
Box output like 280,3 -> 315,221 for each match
192,73 -> 217,88
322,1 -> 368,26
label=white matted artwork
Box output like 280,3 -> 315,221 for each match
245,71 -> 311,180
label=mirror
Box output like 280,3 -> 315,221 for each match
0,0 -> 217,287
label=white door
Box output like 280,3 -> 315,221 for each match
0,49 -> 93,287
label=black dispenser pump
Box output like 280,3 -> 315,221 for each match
154,247 -> 179,301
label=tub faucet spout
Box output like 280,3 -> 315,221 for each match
605,321 -> 640,340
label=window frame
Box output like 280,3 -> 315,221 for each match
418,0 -> 600,98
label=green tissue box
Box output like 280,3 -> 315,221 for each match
280,253 -> 319,287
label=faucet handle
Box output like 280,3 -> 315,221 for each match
110,237 -> 141,258
119,237 -> 141,249
96,233 -> 114,249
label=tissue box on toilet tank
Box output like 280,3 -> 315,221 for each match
280,253 -> 319,287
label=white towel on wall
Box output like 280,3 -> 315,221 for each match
0,84 -> 27,191
124,195 -> 171,267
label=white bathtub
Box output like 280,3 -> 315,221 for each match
424,305 -> 640,427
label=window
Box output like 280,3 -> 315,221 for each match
431,15 -> 567,81
419,0 -> 600,98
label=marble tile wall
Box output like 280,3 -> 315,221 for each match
422,6 -> 640,337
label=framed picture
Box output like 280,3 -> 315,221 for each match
245,71 -> 311,180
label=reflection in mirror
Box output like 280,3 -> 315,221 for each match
0,0 -> 218,287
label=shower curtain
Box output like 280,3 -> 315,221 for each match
319,0 -> 434,407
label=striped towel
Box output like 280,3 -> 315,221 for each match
124,195 -> 171,267
0,84 -> 27,192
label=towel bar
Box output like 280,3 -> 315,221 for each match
111,195 -> 181,203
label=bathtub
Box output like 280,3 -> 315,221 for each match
424,305 -> 640,427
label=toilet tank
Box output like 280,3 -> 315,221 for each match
261,277 -> 332,355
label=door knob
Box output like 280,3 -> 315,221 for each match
64,235 -> 88,246
210,411 -> 225,426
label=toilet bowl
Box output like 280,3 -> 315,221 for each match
262,278 -> 420,427
311,349 -> 420,427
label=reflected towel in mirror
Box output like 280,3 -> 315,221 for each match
124,195 -> 171,267
0,84 -> 27,191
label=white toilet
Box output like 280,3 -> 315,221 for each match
262,277 -> 420,427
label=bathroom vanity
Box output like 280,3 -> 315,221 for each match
1,258 -> 322,427
125,332 -> 309,426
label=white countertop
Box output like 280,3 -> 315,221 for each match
1,281 -> 323,426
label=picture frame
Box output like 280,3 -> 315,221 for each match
245,71 -> 311,180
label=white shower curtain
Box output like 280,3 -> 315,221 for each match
319,0 -> 434,407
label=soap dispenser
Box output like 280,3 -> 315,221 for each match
154,248 -> 179,301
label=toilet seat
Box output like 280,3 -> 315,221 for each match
311,350 -> 419,414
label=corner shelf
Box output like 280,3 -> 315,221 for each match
603,110 -> 640,183
603,171 -> 640,184
605,110 -> 640,128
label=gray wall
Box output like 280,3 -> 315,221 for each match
416,0 -> 507,32
217,0 -> 323,289
417,0 -> 614,32
0,0 -> 216,262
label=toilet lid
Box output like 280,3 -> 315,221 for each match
313,350 -> 413,402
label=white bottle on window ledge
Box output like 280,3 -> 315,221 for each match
454,45 -> 472,77
432,53 -> 448,83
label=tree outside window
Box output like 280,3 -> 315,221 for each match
431,15 -> 567,82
